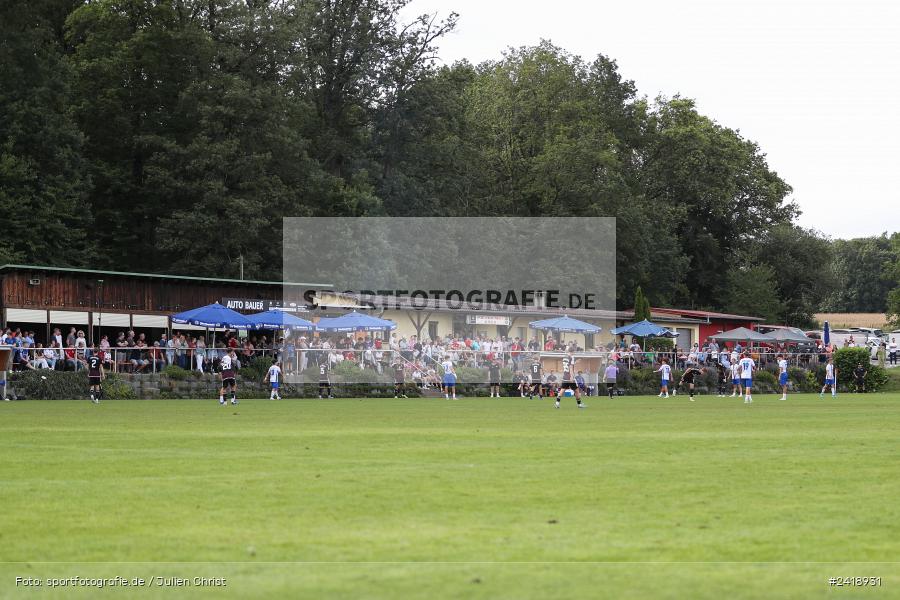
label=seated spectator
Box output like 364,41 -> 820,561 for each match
131,339 -> 149,372
42,344 -> 57,370
545,371 -> 558,395
148,342 -> 165,371
29,343 -> 49,369
63,346 -> 81,371
16,343 -> 34,370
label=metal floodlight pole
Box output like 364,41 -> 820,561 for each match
97,279 -> 104,346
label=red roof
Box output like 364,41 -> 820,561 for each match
650,307 -> 763,322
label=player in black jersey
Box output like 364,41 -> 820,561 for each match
528,354 -> 543,399
393,361 -> 408,398
555,351 -> 585,409
679,365 -> 704,401
318,357 -> 333,398
715,362 -> 728,397
87,345 -> 104,404
218,347 -> 238,405
488,360 -> 502,398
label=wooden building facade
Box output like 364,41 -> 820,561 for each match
0,264 -> 328,343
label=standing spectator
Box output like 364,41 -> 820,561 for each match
115,332 -> 128,367
853,363 -> 868,393
74,330 -> 88,361
65,327 -> 77,350
510,337 -> 523,370
166,333 -> 176,366
99,334 -> 110,354
50,328 -> 63,361
602,362 -> 619,399
175,333 -> 187,369
195,338 -> 206,372
298,336 -> 308,371
888,338 -> 898,365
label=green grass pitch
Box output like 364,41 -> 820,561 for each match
2,394 -> 900,599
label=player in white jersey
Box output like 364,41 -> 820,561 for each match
738,353 -> 756,404
219,347 -> 238,405
655,359 -> 672,398
729,361 -> 742,397
820,358 -> 838,397
265,360 -> 282,400
441,356 -> 457,399
777,354 -> 789,400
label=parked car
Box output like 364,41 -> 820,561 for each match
850,327 -> 887,340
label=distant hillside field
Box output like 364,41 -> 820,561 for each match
814,313 -> 888,328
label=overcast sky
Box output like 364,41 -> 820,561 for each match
402,0 -> 900,239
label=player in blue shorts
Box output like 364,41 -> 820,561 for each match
265,360 -> 282,400
820,359 -> 837,397
441,356 -> 457,399
777,354 -> 789,401
655,359 -> 672,398
738,353 -> 756,404
729,361 -> 742,397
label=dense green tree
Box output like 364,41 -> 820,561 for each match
0,0 -> 93,264
885,234 -> 900,328
3,0 -> 893,323
751,225 -> 833,326
820,235 -> 895,313
633,286 -> 652,321
640,97 -> 797,308
723,264 -> 783,324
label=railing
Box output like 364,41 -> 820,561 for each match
5,346 -> 889,379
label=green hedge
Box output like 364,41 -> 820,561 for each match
238,356 -> 275,381
8,370 -> 89,400
834,348 -> 888,392
4,359 -> 891,399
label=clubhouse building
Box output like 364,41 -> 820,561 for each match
0,264 -> 761,349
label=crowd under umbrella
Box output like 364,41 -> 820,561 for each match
610,319 -> 678,350
528,315 -> 601,347
170,302 -> 255,348
315,311 -> 397,333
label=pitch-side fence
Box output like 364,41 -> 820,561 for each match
7,346 -> 883,378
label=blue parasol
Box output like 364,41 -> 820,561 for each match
316,311 -> 397,332
246,309 -> 315,331
171,302 -> 254,329
528,315 -> 601,334
610,319 -> 677,338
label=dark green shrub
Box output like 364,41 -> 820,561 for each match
238,356 -> 275,381
102,373 -> 136,399
162,365 -> 189,380
9,370 -> 89,400
834,348 -> 887,391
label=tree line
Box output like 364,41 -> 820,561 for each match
1,0 -> 898,327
